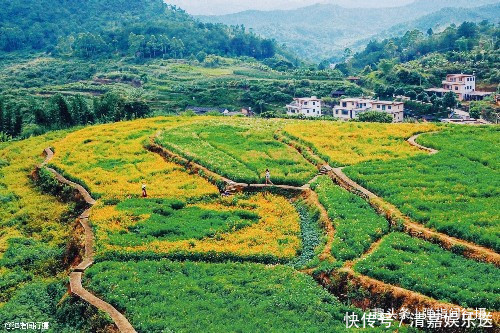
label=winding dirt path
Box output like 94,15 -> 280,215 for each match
407,132 -> 439,154
331,166 -> 500,266
277,131 -> 500,266
277,129 -> 500,322
40,148 -> 137,333
146,134 -> 307,193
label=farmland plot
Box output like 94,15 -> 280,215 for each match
156,118 -> 317,185
355,233 -> 500,310
345,126 -> 500,251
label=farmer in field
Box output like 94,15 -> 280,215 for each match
265,169 -> 274,185
142,183 -> 148,197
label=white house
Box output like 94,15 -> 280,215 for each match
333,98 -> 404,123
286,97 -> 322,117
333,98 -> 372,120
371,101 -> 404,123
426,73 -> 492,101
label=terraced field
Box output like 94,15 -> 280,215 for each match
345,126 -> 500,251
1,117 -> 498,332
156,118 -> 317,185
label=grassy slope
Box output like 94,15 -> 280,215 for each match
157,118 -> 317,185
311,176 -> 389,263
85,260 -> 373,333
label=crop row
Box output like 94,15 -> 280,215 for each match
311,176 -> 389,263
157,119 -> 317,186
355,233 -> 500,310
84,260 -> 368,333
345,127 -> 500,251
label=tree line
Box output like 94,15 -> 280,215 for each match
345,20 -> 499,71
0,92 -> 151,141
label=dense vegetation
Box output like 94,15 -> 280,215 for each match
2,116 -> 499,331
49,118 -> 303,262
0,131 -> 113,331
355,233 -> 500,310
84,260 -> 359,332
348,20 -> 500,77
0,92 -> 151,140
346,126 -> 500,251
0,0 -> 276,60
0,55 -> 363,141
311,176 -> 389,262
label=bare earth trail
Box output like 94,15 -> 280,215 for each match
40,148 -> 137,333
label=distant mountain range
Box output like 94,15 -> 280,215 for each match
198,0 -> 500,62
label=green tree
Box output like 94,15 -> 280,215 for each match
196,51 -> 207,63
442,91 -> 457,111
70,95 -> 93,125
358,111 -> 393,123
51,94 -> 72,127
13,109 -> 23,136
0,99 -> 3,133
405,90 -> 417,100
395,87 -> 405,96
385,86 -> 396,98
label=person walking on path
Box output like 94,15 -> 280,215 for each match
142,183 -> 148,197
265,169 -> 274,185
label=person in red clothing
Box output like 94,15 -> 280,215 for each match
141,183 -> 148,197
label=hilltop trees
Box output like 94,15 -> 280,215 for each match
1,0 -> 277,61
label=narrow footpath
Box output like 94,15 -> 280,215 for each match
40,148 -> 137,333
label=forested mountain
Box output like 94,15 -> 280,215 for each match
0,0 -> 277,60
366,3 -> 500,46
199,0 -> 500,62
347,21 -> 500,78
341,21 -> 499,121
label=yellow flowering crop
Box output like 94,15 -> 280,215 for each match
93,193 -> 301,260
283,121 -> 438,165
50,117 -> 218,200
0,131 -> 73,258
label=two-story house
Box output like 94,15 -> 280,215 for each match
371,101 -> 404,123
333,98 -> 372,120
286,97 -> 322,117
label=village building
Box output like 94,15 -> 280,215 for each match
371,100 -> 404,123
286,96 -> 322,117
425,74 -> 493,101
333,98 -> 404,123
333,98 -> 372,120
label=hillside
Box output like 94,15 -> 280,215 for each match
341,21 -> 500,121
0,0 -> 277,59
199,0 -> 500,62
366,3 -> 500,45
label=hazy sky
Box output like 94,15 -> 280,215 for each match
166,0 -> 415,15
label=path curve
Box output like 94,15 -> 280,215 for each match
146,133 -> 307,193
40,148 -> 137,333
407,131 -> 440,154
